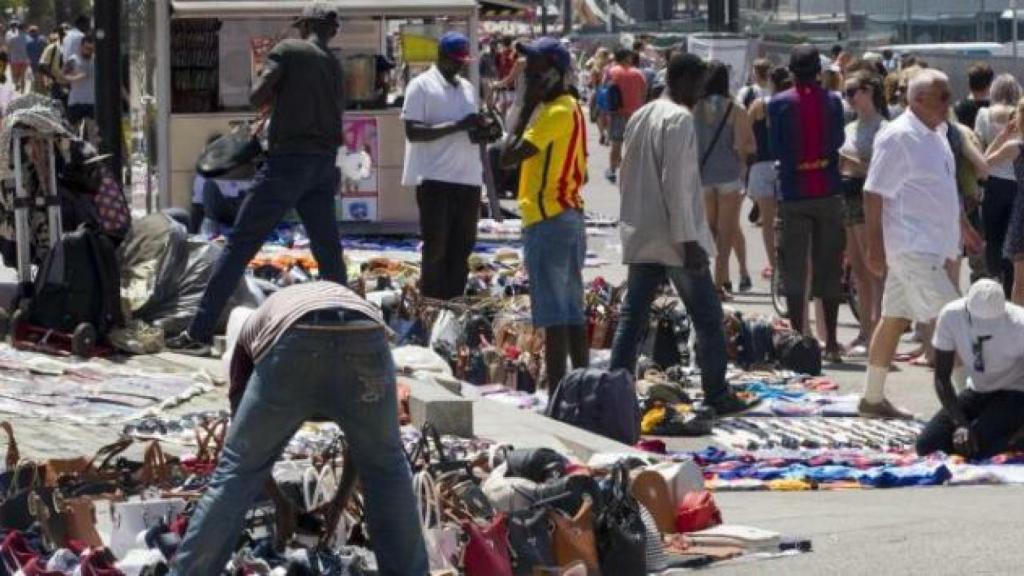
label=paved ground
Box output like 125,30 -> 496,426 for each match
578,108 -> 1024,575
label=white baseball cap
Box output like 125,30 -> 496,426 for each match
966,279 -> 1007,321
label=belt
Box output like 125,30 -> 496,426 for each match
797,159 -> 831,172
293,308 -> 380,331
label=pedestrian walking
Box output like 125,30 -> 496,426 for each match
610,53 -> 750,416
768,45 -> 846,361
25,25 -> 45,94
5,21 -> 29,92
37,29 -> 67,102
401,31 -> 484,301
984,96 -> 1024,305
167,2 -> 347,356
954,62 -> 993,129
170,282 -> 429,576
861,69 -> 982,419
695,61 -> 756,299
63,34 -> 95,126
500,37 -> 589,389
604,48 -> 646,183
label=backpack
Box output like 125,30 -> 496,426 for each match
772,331 -> 822,376
642,300 -> 691,370
595,84 -> 622,114
545,368 -> 640,446
27,225 -> 122,337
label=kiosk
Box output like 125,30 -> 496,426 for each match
155,0 -> 522,234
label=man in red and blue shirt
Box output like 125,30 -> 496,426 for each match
768,44 -> 847,361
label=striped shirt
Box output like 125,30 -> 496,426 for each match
768,82 -> 845,202
517,93 -> 587,227
227,281 -> 385,407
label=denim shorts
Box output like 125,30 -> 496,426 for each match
523,210 -> 587,328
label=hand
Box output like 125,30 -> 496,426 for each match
457,113 -> 480,131
999,120 -> 1019,140
961,221 -> 985,256
865,245 -> 886,278
952,426 -> 976,457
683,242 -> 709,271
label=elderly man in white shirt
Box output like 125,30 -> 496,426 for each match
861,69 -> 983,419
609,53 -> 750,416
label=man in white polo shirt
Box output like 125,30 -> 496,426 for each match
861,69 -> 982,419
917,279 -> 1024,458
402,31 -> 484,300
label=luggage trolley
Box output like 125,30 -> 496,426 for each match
0,128 -> 100,356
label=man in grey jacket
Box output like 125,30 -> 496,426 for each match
609,53 -> 750,416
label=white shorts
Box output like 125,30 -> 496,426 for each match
746,161 -> 777,200
881,252 -> 959,323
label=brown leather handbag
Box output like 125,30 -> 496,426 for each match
550,500 -> 600,576
61,496 -> 103,547
629,469 -> 675,535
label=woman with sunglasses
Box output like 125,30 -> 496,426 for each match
985,97 -> 1024,305
839,71 -> 889,356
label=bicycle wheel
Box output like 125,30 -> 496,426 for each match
844,261 -> 860,323
771,262 -> 789,318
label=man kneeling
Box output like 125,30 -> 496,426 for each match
917,279 -> 1024,459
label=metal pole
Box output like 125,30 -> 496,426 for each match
796,0 -> 801,32
844,0 -> 852,42
541,1 -> 548,35
563,0 -> 572,35
95,0 -> 123,183
904,0 -> 912,43
155,0 -> 171,210
978,0 -> 985,42
1014,0 -> 1020,59
606,0 -> 614,33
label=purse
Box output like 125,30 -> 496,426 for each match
462,514 -> 514,576
507,508 -> 554,576
195,119 -> 264,178
550,499 -> 599,576
414,470 -> 460,571
675,490 -> 722,534
629,469 -> 675,535
0,461 -> 54,532
109,497 -> 189,558
649,460 -> 704,510
594,464 -> 647,576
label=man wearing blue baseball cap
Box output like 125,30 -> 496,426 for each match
501,37 -> 590,388
402,30 -> 485,301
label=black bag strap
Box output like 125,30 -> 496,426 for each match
700,100 -> 734,171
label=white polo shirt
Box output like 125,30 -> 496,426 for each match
933,300 -> 1024,394
864,110 -> 960,261
400,66 -> 483,188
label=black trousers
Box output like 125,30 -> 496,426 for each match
982,176 -> 1016,294
416,180 -> 481,300
916,388 -> 1024,458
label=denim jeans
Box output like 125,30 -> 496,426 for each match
523,210 -> 587,328
609,263 -> 729,403
171,320 -> 428,576
189,153 -> 346,342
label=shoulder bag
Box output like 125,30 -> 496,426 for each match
595,463 -> 647,576
700,100 -> 734,171
550,499 -> 599,575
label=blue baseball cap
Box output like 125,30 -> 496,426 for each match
520,37 -> 571,73
439,31 -> 472,64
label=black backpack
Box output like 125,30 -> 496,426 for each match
545,368 -> 640,446
773,331 -> 822,376
27,225 -> 122,337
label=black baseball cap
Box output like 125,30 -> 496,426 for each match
789,44 -> 821,77
293,2 -> 339,27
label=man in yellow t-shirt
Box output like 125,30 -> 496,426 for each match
501,37 -> 588,388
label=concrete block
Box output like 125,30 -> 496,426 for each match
403,376 -> 474,437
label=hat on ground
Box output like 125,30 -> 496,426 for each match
789,44 -> 822,77
966,279 -> 1008,321
293,2 -> 338,27
520,37 -> 572,73
439,31 -> 472,64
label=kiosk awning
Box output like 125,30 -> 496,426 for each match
170,0 -> 479,19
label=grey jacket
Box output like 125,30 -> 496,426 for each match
618,98 -> 717,268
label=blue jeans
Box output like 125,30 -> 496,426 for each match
188,153 -> 346,342
171,320 -> 428,576
609,263 -> 729,403
523,210 -> 587,328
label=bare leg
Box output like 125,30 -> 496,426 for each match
714,191 -> 742,290
734,227 -> 750,280
758,198 -> 777,271
1012,260 -> 1024,306
868,317 -> 912,382
847,224 -> 875,344
610,141 -> 623,172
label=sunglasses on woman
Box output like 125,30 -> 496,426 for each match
844,86 -> 862,100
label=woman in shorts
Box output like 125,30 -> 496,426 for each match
839,70 -> 888,355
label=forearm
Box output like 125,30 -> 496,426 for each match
405,121 -> 463,143
933,351 -> 968,426
863,192 -> 884,253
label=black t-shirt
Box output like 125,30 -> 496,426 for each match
261,38 -> 345,156
954,98 -> 989,131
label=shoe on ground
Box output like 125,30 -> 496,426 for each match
858,398 -> 915,420
738,275 -> 752,293
604,168 -> 617,183
165,331 -> 212,357
824,347 -> 844,364
709,394 -> 759,417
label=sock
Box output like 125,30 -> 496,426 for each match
863,365 -> 888,403
951,365 -> 968,394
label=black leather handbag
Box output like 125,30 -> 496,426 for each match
507,508 -> 555,576
196,120 -> 264,178
595,463 -> 647,576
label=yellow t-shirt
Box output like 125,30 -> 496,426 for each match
518,94 -> 587,227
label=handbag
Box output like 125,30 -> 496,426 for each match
507,508 -> 554,576
594,463 -> 647,576
550,499 -> 599,576
414,470 -> 460,571
649,460 -> 704,510
494,447 -> 568,484
675,490 -> 722,534
0,461 -> 54,532
462,514 -> 514,576
629,470 -> 675,535
108,497 -> 189,558
0,422 -> 19,471
195,119 -> 264,178
699,100 -> 734,171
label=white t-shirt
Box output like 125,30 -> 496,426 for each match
62,28 -> 84,63
66,54 -> 95,106
400,66 -> 483,188
864,110 -> 960,260
933,299 -> 1024,394
192,176 -> 250,203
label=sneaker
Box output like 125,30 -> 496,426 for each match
604,168 -> 617,183
738,275 -> 752,293
165,331 -> 212,357
857,398 -> 915,420
708,393 -> 759,417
